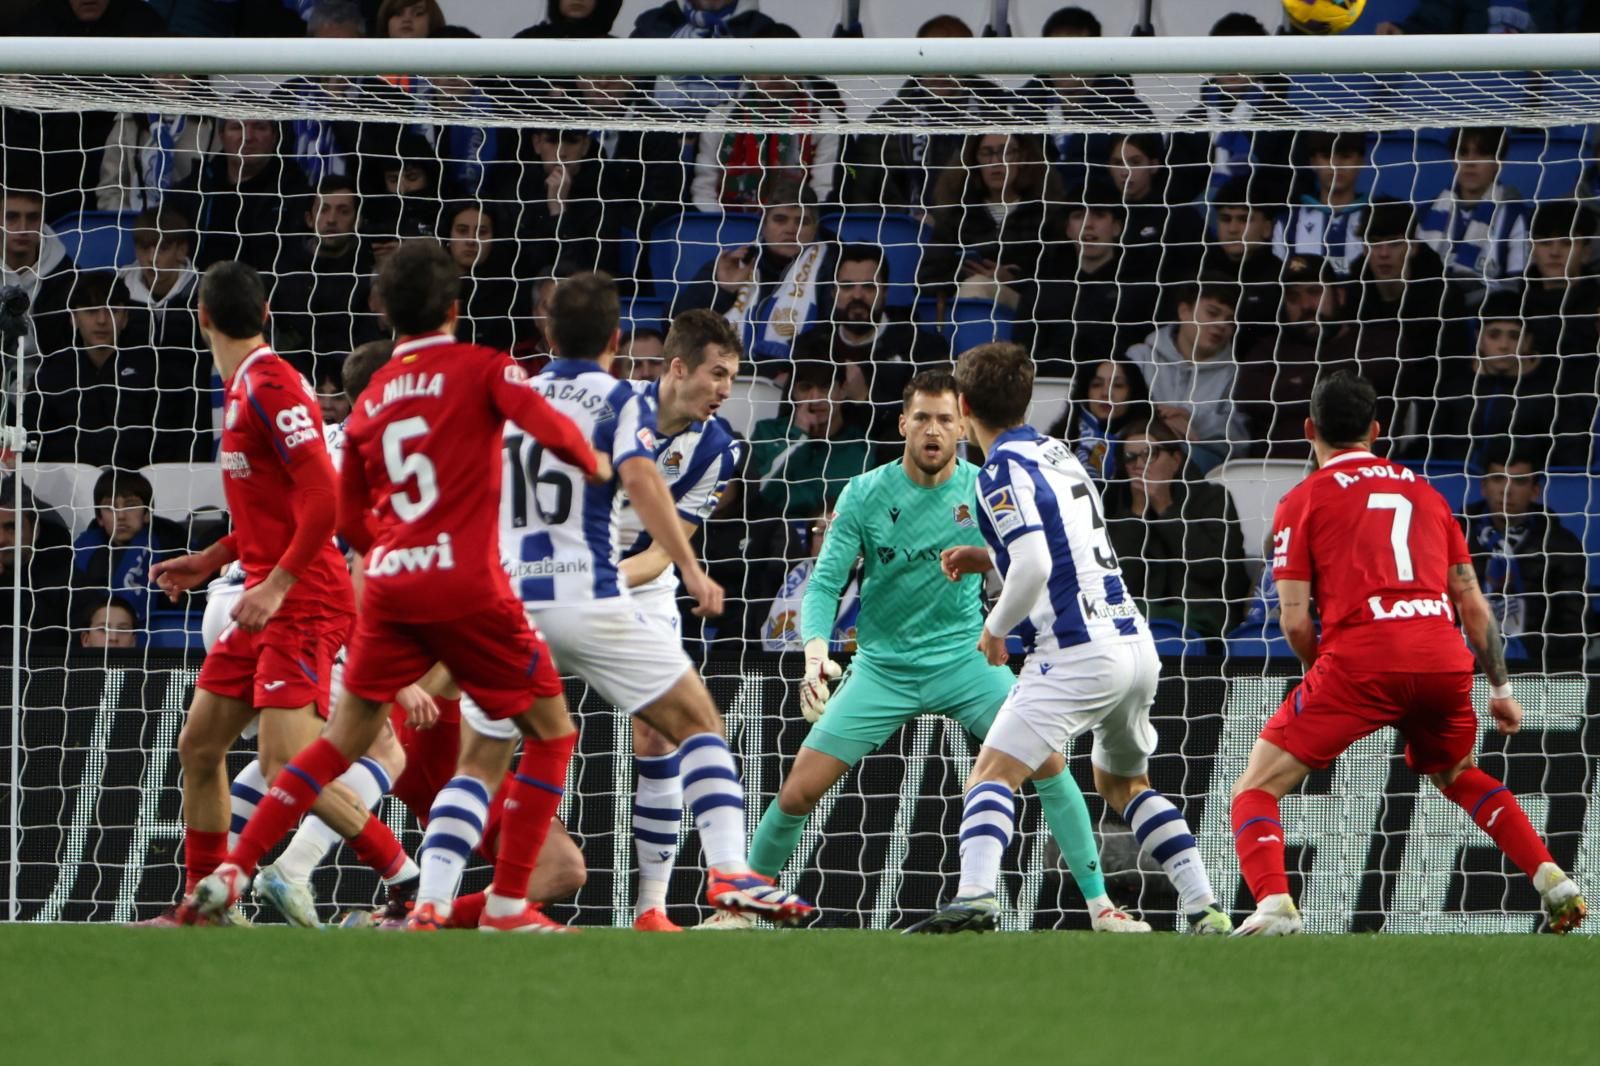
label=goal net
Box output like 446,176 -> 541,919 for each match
2,33 -> 1597,932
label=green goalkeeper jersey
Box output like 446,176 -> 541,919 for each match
801,458 -> 986,668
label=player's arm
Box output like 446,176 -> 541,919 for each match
151,533 -> 239,602
1448,561 -> 1521,735
231,447 -> 340,631
337,446 -> 381,556
974,460 -> 1046,666
1277,578 -> 1318,670
619,527 -> 688,588
618,456 -> 722,616
490,357 -> 606,482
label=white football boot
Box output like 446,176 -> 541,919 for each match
1232,893 -> 1304,937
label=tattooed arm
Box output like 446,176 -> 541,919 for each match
1447,562 -> 1521,734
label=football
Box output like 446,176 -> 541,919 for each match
1283,0 -> 1367,34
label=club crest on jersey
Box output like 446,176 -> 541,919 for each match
953,504 -> 975,528
224,400 -> 239,431
985,487 -> 1023,536
661,449 -> 682,477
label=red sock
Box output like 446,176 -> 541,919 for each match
185,828 -> 228,894
230,738 -> 352,875
1441,768 -> 1553,879
450,890 -> 486,928
477,774 -> 512,860
1232,789 -> 1291,903
489,733 -> 577,902
350,813 -> 410,882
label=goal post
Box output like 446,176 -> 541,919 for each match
0,31 -> 1596,931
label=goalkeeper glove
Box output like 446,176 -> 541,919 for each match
799,638 -> 842,724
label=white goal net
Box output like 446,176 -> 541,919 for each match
2,33 -> 1597,932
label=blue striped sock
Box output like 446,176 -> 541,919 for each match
228,759 -> 267,852
417,775 -> 491,910
634,751 -> 682,913
958,782 -> 1016,898
680,733 -> 746,870
1124,789 -> 1216,915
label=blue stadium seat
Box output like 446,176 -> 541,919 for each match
820,210 -> 927,309
622,296 -> 667,338
1147,618 -> 1212,658
1368,131 -> 1453,205
1225,622 -> 1297,659
645,211 -> 760,310
945,298 -> 1013,354
146,610 -> 203,651
50,210 -> 136,271
1541,473 -> 1600,570
1501,132 -> 1588,200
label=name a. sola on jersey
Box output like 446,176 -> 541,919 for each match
1332,464 -> 1415,488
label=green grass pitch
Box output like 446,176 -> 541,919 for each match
1,925 -> 1592,1065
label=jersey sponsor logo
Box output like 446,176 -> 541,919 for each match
1332,464 -> 1416,489
1272,527 -> 1291,570
262,681 -> 287,691
888,507 -> 901,524
363,371 -> 445,418
219,450 -> 251,478
503,364 -> 530,384
365,532 -> 456,577
876,546 -> 896,565
1367,595 -> 1454,622
505,557 -> 592,579
953,504 -> 975,528
1078,593 -> 1141,621
985,487 -> 1023,536
275,404 -> 319,448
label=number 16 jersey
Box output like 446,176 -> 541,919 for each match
502,358 -> 659,606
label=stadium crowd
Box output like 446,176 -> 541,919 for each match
0,0 -> 1596,673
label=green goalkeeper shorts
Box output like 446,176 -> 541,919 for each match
801,653 -> 1016,767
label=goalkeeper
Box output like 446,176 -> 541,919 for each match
747,369 -> 1148,932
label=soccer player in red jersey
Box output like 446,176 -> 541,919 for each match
149,262 -> 371,921
1229,371 -> 1586,935
192,242 -> 603,933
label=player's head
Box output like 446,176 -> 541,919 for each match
1307,369 -> 1379,457
1481,436 -> 1548,520
343,339 -> 394,405
899,368 -> 961,477
92,468 -> 152,546
197,261 -> 268,342
547,271 -> 620,366
953,342 -> 1032,437
376,240 -> 460,337
662,309 -> 741,423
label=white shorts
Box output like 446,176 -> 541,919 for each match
630,574 -> 681,637
983,637 -> 1161,777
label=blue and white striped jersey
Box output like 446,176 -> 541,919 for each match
975,426 -> 1148,655
500,359 -> 658,606
616,380 -> 743,592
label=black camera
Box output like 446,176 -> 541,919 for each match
0,284 -> 29,338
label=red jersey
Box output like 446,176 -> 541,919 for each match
339,332 -> 596,623
219,346 -> 353,619
1270,449 -> 1475,671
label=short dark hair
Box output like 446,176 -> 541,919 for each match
131,207 -> 193,251
1478,290 -> 1524,326
663,309 -> 740,371
1481,435 -> 1549,476
1363,197 -> 1416,241
1111,131 -> 1165,163
1309,369 -> 1377,447
789,361 -> 836,398
376,241 -> 459,336
343,339 -> 393,403
547,272 -> 620,360
1530,199 -> 1596,241
1299,130 -> 1367,162
916,14 -> 971,36
954,342 -> 1033,429
199,261 -> 268,340
2,188 -> 43,205
1212,174 -> 1279,214
67,270 -> 124,312
1175,279 -> 1240,313
835,243 -> 888,285
1211,12 -> 1268,35
902,366 -> 958,407
92,468 -> 153,507
75,592 -> 137,632
1043,5 -> 1101,36
316,175 -> 359,199
1451,126 -> 1508,160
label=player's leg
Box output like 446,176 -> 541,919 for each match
448,819 -> 587,930
1225,738 -> 1313,936
175,688 -> 256,899
631,717 -> 684,929
748,748 -> 851,878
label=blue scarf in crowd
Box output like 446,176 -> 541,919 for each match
138,114 -> 186,210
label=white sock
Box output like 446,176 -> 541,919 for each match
958,782 -> 1015,898
416,776 -> 491,913
271,758 -> 394,887
228,760 -> 268,852
1124,789 -> 1216,915
387,856 -> 420,886
633,751 -> 682,914
678,733 -> 747,871
485,892 -> 526,919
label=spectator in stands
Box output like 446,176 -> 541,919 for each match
1462,438 -> 1588,671
77,594 -> 138,650
179,117 -> 306,269
1415,126 -> 1529,299
1103,420 -> 1250,639
510,128 -> 623,279
919,133 -> 1061,300
0,187 -> 75,359
1349,197 -> 1471,363
1124,280 -> 1247,474
1021,183 -> 1159,374
615,328 -> 666,381
1237,253 -> 1403,459
1423,292 -> 1597,468
314,356 -> 352,426
1200,174 -> 1286,354
278,2 -> 370,187
511,273 -> 561,366
758,507 -> 860,653
1045,358 -> 1152,483
28,271 -> 163,469
95,93 -> 218,213
1102,133 -> 1206,281
677,177 -> 820,327
629,0 -> 780,118
747,361 -> 872,520
359,194 -> 431,269
1274,131 -> 1370,277
71,468 -> 184,628
1167,13 -> 1294,204
0,480 -> 73,652
1517,199 -> 1599,356
269,176 -> 364,368
559,75 -> 695,237
1376,1 -> 1583,34
376,0 -> 445,37
444,201 -> 523,352
515,0 -> 623,37
1012,7 -> 1150,192
788,243 -> 948,444
691,29 -> 841,213
118,207 -> 200,351
839,15 -> 1011,214
8,0 -> 168,36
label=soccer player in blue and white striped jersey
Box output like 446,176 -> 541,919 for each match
908,342 -> 1230,935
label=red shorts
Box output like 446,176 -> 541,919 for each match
389,698 -> 462,823
1261,656 -> 1477,774
341,595 -> 562,719
196,611 -> 353,715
